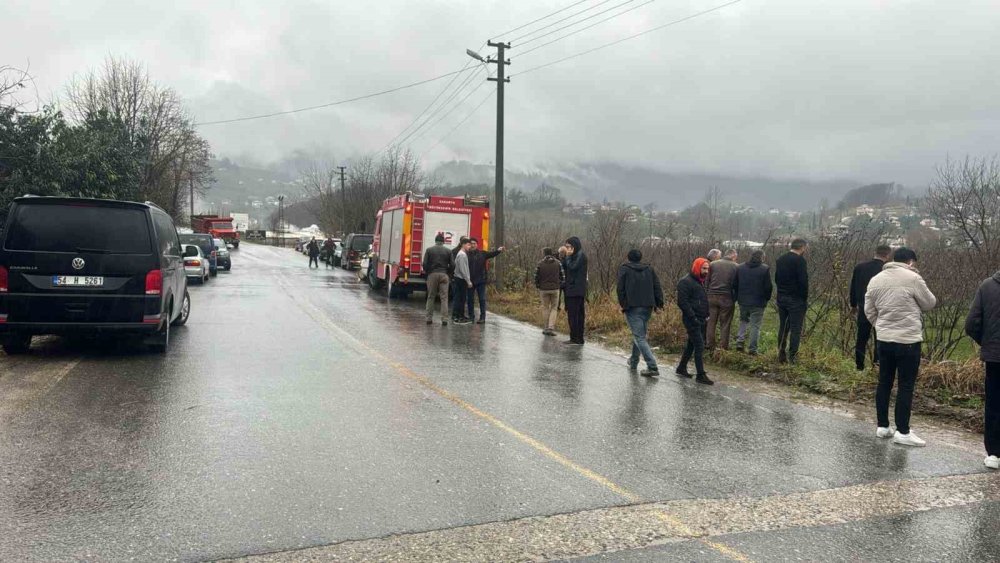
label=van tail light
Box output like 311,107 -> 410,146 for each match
185,259 -> 201,267
0,265 -> 7,293
145,269 -> 163,295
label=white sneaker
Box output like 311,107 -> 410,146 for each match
985,456 -> 1000,470
876,427 -> 893,439
892,431 -> 926,447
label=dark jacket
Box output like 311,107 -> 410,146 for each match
467,249 -> 502,285
562,237 -> 588,298
966,271 -> 1000,363
734,257 -> 773,308
849,258 -> 886,309
775,251 -> 808,301
535,256 -> 564,290
677,273 -> 709,325
617,262 -> 664,310
706,258 -> 739,298
422,243 -> 453,275
307,240 -> 320,257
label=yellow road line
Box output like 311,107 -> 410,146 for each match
284,283 -> 753,561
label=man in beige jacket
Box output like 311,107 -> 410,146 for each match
865,247 -> 937,447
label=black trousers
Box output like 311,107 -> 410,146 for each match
452,282 -> 469,319
565,296 -> 586,343
986,362 -> 1000,457
308,255 -> 319,268
678,321 -> 706,375
777,295 -> 807,361
855,309 -> 878,369
875,341 -> 921,434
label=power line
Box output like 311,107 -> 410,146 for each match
490,0 -> 597,40
420,89 -> 496,159
518,0 -> 661,57
516,0 -> 646,47
395,64 -> 487,148
378,60 -> 480,153
513,0 -> 742,78
193,66 -> 469,126
409,79 -> 490,147
507,0 -> 618,44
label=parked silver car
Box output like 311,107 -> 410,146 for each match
182,244 -> 210,284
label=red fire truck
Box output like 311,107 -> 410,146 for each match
367,192 -> 490,296
191,215 -> 240,248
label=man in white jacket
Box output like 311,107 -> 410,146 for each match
865,247 -> 937,446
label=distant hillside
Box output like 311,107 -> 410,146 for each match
206,158 -> 302,207
429,161 -> 859,211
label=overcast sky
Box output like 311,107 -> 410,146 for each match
5,0 -> 998,186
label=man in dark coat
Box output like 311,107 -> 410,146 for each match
307,237 -> 320,268
562,236 -> 588,345
775,238 -> 809,363
965,269 -> 1000,470
465,238 -> 504,323
733,249 -> 773,355
422,233 -> 454,326
676,257 -> 713,384
617,249 -> 664,376
850,245 -> 891,370
535,247 -> 564,336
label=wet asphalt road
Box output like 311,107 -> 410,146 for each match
1,243 -> 996,562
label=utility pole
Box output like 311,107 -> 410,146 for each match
189,177 -> 194,222
337,166 -> 347,236
486,41 -> 510,284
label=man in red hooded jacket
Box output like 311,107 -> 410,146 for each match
676,257 -> 713,384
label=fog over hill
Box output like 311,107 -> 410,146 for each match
429,161 -> 863,211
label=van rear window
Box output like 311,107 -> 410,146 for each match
351,235 -> 373,250
4,204 -> 153,254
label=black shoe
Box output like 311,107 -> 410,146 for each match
426,319 -> 433,325
856,364 -> 865,371
748,350 -> 758,356
735,344 -> 745,353
477,318 -> 486,324
675,367 -> 692,378
455,317 -> 472,325
695,373 -> 715,385
627,361 -> 638,372
640,368 -> 659,377
778,350 -> 788,364
442,320 -> 448,326
563,340 -> 583,346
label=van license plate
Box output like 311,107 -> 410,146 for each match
53,276 -> 104,287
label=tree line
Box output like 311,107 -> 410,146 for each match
0,57 -> 213,221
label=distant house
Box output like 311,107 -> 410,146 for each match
856,204 -> 875,216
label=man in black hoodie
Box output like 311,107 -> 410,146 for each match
617,249 -> 664,376
965,269 -> 1000,470
465,238 -> 504,323
734,249 -> 773,355
562,236 -> 588,345
850,245 -> 891,370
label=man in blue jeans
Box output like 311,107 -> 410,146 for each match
465,238 -> 505,323
617,249 -> 664,376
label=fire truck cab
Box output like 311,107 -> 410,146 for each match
368,192 -> 490,297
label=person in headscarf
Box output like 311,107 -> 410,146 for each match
561,236 -> 588,345
676,257 -> 713,384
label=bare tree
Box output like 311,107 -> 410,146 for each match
64,56 -> 213,219
0,64 -> 38,111
926,156 -> 1000,257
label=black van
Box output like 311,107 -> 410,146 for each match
0,196 -> 190,354
341,233 -> 373,270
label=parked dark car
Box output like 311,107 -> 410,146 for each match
179,233 -> 218,276
341,233 -> 373,270
213,238 -> 232,271
0,196 -> 190,354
